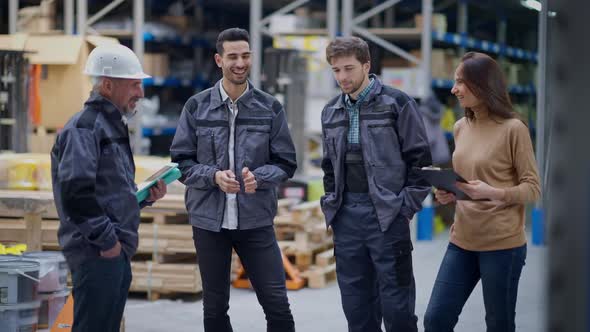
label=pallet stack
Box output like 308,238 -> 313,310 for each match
129,195 -> 202,300
233,200 -> 337,290
0,191 -> 202,301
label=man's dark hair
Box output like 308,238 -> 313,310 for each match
325,37 -> 370,65
216,28 -> 250,55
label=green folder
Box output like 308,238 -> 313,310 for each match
136,162 -> 182,203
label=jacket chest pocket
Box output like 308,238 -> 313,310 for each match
366,122 -> 401,167
196,129 -> 219,166
244,127 -> 270,167
100,143 -> 133,183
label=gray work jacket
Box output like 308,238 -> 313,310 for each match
321,75 -> 432,232
51,93 -> 149,269
170,80 -> 297,231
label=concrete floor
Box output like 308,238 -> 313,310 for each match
125,232 -> 546,331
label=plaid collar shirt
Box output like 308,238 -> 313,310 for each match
344,78 -> 375,144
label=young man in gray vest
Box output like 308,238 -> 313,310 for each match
170,28 -> 297,332
320,36 -> 432,332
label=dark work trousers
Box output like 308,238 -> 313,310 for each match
193,226 -> 295,332
424,242 -> 527,332
70,253 -> 131,332
333,192 -> 418,332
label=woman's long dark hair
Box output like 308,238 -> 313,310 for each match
459,52 -> 517,121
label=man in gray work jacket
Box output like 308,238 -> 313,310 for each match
51,44 -> 167,332
170,28 -> 297,332
321,37 -> 432,332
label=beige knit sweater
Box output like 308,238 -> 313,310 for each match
450,112 -> 541,251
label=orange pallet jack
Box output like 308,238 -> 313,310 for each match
50,294 -> 74,331
233,252 -> 306,290
50,295 -> 125,332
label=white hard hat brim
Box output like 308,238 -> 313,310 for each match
84,71 -> 152,80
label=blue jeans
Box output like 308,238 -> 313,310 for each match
333,193 -> 418,332
424,242 -> 527,332
70,254 -> 131,332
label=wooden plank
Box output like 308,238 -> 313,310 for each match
0,190 -> 55,217
303,263 -> 337,289
129,261 -> 202,297
24,212 -> 42,251
0,218 -> 59,247
315,248 -> 335,267
138,224 -> 193,240
0,190 -> 188,218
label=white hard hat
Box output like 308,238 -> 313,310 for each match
84,44 -> 151,79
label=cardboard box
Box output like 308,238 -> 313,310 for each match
159,15 -> 190,32
415,13 -> 447,33
29,129 -> 56,154
381,56 -> 413,68
0,34 -> 119,129
143,53 -> 170,78
410,49 -> 456,79
18,7 -> 55,33
381,67 -> 427,98
269,15 -> 306,34
18,1 -> 57,33
39,0 -> 56,17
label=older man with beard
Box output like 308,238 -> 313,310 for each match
51,44 -> 167,332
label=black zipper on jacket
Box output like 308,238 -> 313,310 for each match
210,132 -> 217,164
233,105 -> 241,230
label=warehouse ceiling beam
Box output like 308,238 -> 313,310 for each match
352,0 -> 402,25
259,0 -> 311,26
76,0 -> 87,35
9,0 -> 18,34
65,0 -> 74,34
434,0 -> 457,12
86,0 -> 126,27
457,0 -> 467,54
352,26 -> 420,64
131,0 -> 145,154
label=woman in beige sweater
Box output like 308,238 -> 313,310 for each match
423,52 -> 541,332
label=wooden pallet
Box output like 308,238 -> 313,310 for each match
278,237 -> 334,271
302,263 -> 337,288
143,194 -> 187,213
0,217 -> 60,249
140,212 -> 189,225
289,200 -> 323,222
295,247 -> 338,289
314,247 -> 336,267
0,191 -> 56,250
130,262 -> 202,301
275,224 -> 331,250
233,251 -> 306,290
136,223 -> 195,262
